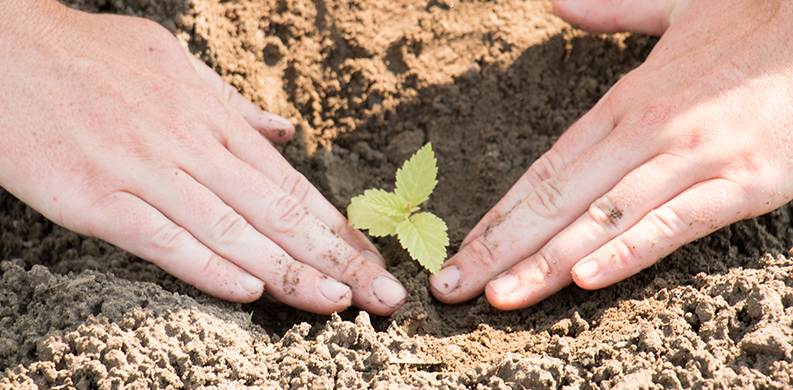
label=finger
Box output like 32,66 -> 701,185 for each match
430,124 -> 656,304
224,119 -> 389,268
480,152 -> 698,310
460,103 -> 617,248
182,75 -> 386,268
132,164 -> 356,314
172,136 -> 405,315
551,0 -> 693,35
188,54 -> 295,144
571,178 -> 748,290
80,191 -> 266,303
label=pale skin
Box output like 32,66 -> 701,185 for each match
430,0 -> 793,309
5,0 -> 792,317
0,0 -> 408,316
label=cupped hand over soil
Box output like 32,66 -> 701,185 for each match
0,0 -> 406,315
431,0 -> 793,309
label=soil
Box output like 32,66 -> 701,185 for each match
3,0 -> 793,389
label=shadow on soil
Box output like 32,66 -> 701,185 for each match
3,12 -> 792,343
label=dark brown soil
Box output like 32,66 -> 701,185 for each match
4,0 -> 793,389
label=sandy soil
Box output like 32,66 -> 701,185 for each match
3,0 -> 793,388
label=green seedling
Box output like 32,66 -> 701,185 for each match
347,143 -> 449,274
246,311 -> 254,326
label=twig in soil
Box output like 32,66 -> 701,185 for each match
49,275 -> 96,291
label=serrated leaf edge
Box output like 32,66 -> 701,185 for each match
396,212 -> 448,274
395,143 -> 438,208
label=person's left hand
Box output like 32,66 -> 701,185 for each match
429,0 -> 793,309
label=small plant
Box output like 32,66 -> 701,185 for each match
347,143 -> 449,273
246,311 -> 254,326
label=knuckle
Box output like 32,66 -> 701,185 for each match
730,153 -> 762,176
608,76 -> 688,141
222,81 -> 245,106
73,164 -> 126,202
465,238 -> 500,269
138,17 -> 177,39
607,71 -> 645,108
267,194 -> 309,235
196,87 -> 228,115
209,209 -> 251,247
193,88 -> 236,138
621,95 -> 685,145
647,206 -> 688,240
150,223 -> 192,255
331,221 -> 361,241
127,17 -> 184,55
159,116 -> 215,154
531,249 -> 556,280
71,189 -> 122,235
637,98 -> 676,129
526,179 -> 566,219
633,98 -> 675,134
335,253 -> 370,282
196,253 -> 225,280
610,238 -> 641,269
525,150 -> 564,186
587,194 -> 623,231
279,172 -> 314,204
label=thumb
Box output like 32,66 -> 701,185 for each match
188,54 -> 295,144
552,0 -> 693,36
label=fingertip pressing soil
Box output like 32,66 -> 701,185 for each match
4,0 -> 793,389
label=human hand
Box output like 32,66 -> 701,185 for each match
0,0 -> 407,315
430,0 -> 793,309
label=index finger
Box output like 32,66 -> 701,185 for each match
459,103 -> 617,248
188,112 -> 406,315
429,118 -> 648,304
227,125 -> 388,268
192,53 -> 388,268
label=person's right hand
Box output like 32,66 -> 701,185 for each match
0,0 -> 407,315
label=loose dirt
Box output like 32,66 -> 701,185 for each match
3,0 -> 793,388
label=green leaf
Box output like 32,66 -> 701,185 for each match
347,143 -> 449,274
362,189 -> 410,217
347,189 -> 405,237
395,143 -> 438,208
396,212 -> 449,274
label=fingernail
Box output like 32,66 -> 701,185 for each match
429,265 -> 461,295
573,261 -> 600,281
318,276 -> 351,303
238,273 -> 264,294
489,273 -> 518,297
372,275 -> 407,308
361,250 -> 386,268
262,111 -> 294,130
